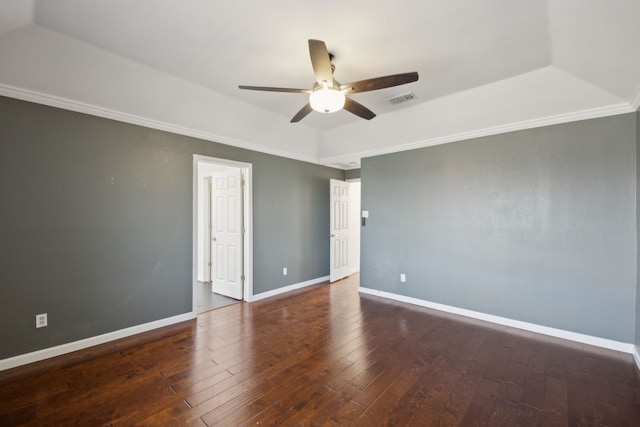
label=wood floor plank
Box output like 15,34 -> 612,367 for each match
515,403 -> 544,427
1,273 -> 639,426
238,404 -> 286,427
207,373 -> 311,426
592,398 -> 620,426
520,377 -> 545,411
351,365 -> 428,427
614,395 -> 640,426
458,401 -> 493,426
339,357 -> 387,402
566,370 -> 595,427
483,344 -> 513,382
487,398 -> 520,426
350,362 -> 404,409
438,360 -> 486,425
197,364 -> 309,425
542,376 -> 568,425
471,377 -> 502,410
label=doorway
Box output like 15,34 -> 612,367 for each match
329,179 -> 361,282
193,155 -> 253,314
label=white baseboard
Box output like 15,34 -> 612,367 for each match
359,287 -> 635,355
5,285 -> 637,372
251,276 -> 329,302
0,312 -> 196,372
633,346 -> 640,372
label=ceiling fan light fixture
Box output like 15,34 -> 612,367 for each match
309,85 -> 345,113
239,39 -> 418,122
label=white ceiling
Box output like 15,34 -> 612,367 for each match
1,0 -> 639,169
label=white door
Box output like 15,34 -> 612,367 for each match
330,179 -> 351,282
211,168 -> 243,299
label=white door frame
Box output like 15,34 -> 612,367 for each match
203,176 -> 213,283
193,155 -> 253,314
346,179 -> 361,275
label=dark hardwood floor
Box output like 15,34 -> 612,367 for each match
1,274 -> 639,426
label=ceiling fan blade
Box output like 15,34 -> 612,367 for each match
290,103 -> 314,122
308,39 -> 334,86
340,72 -> 419,94
343,97 -> 376,120
239,85 -> 311,93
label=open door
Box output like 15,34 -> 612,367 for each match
211,168 -> 243,299
330,179 -> 351,282
204,176 -> 213,283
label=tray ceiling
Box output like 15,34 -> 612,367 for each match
1,0 -> 639,168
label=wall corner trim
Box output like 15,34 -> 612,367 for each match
359,287 -> 634,354
251,276 -> 330,302
0,312 -> 196,372
633,346 -> 640,373
630,85 -> 640,111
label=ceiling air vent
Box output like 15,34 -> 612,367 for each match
388,92 -> 417,105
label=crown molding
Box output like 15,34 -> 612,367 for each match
320,102 -> 635,166
2,84 -> 635,170
0,84 -> 320,165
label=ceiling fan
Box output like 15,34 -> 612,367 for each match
239,39 -> 419,123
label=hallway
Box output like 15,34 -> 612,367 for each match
196,281 -> 238,313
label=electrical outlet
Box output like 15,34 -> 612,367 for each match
283,267 -> 287,276
400,273 -> 406,283
36,313 -> 47,328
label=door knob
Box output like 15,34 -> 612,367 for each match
330,234 -> 336,237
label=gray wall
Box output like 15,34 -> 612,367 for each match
345,168 -> 361,180
636,109 -> 640,352
0,96 -> 343,359
361,113 -> 637,343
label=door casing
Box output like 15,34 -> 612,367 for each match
193,155 -> 253,314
